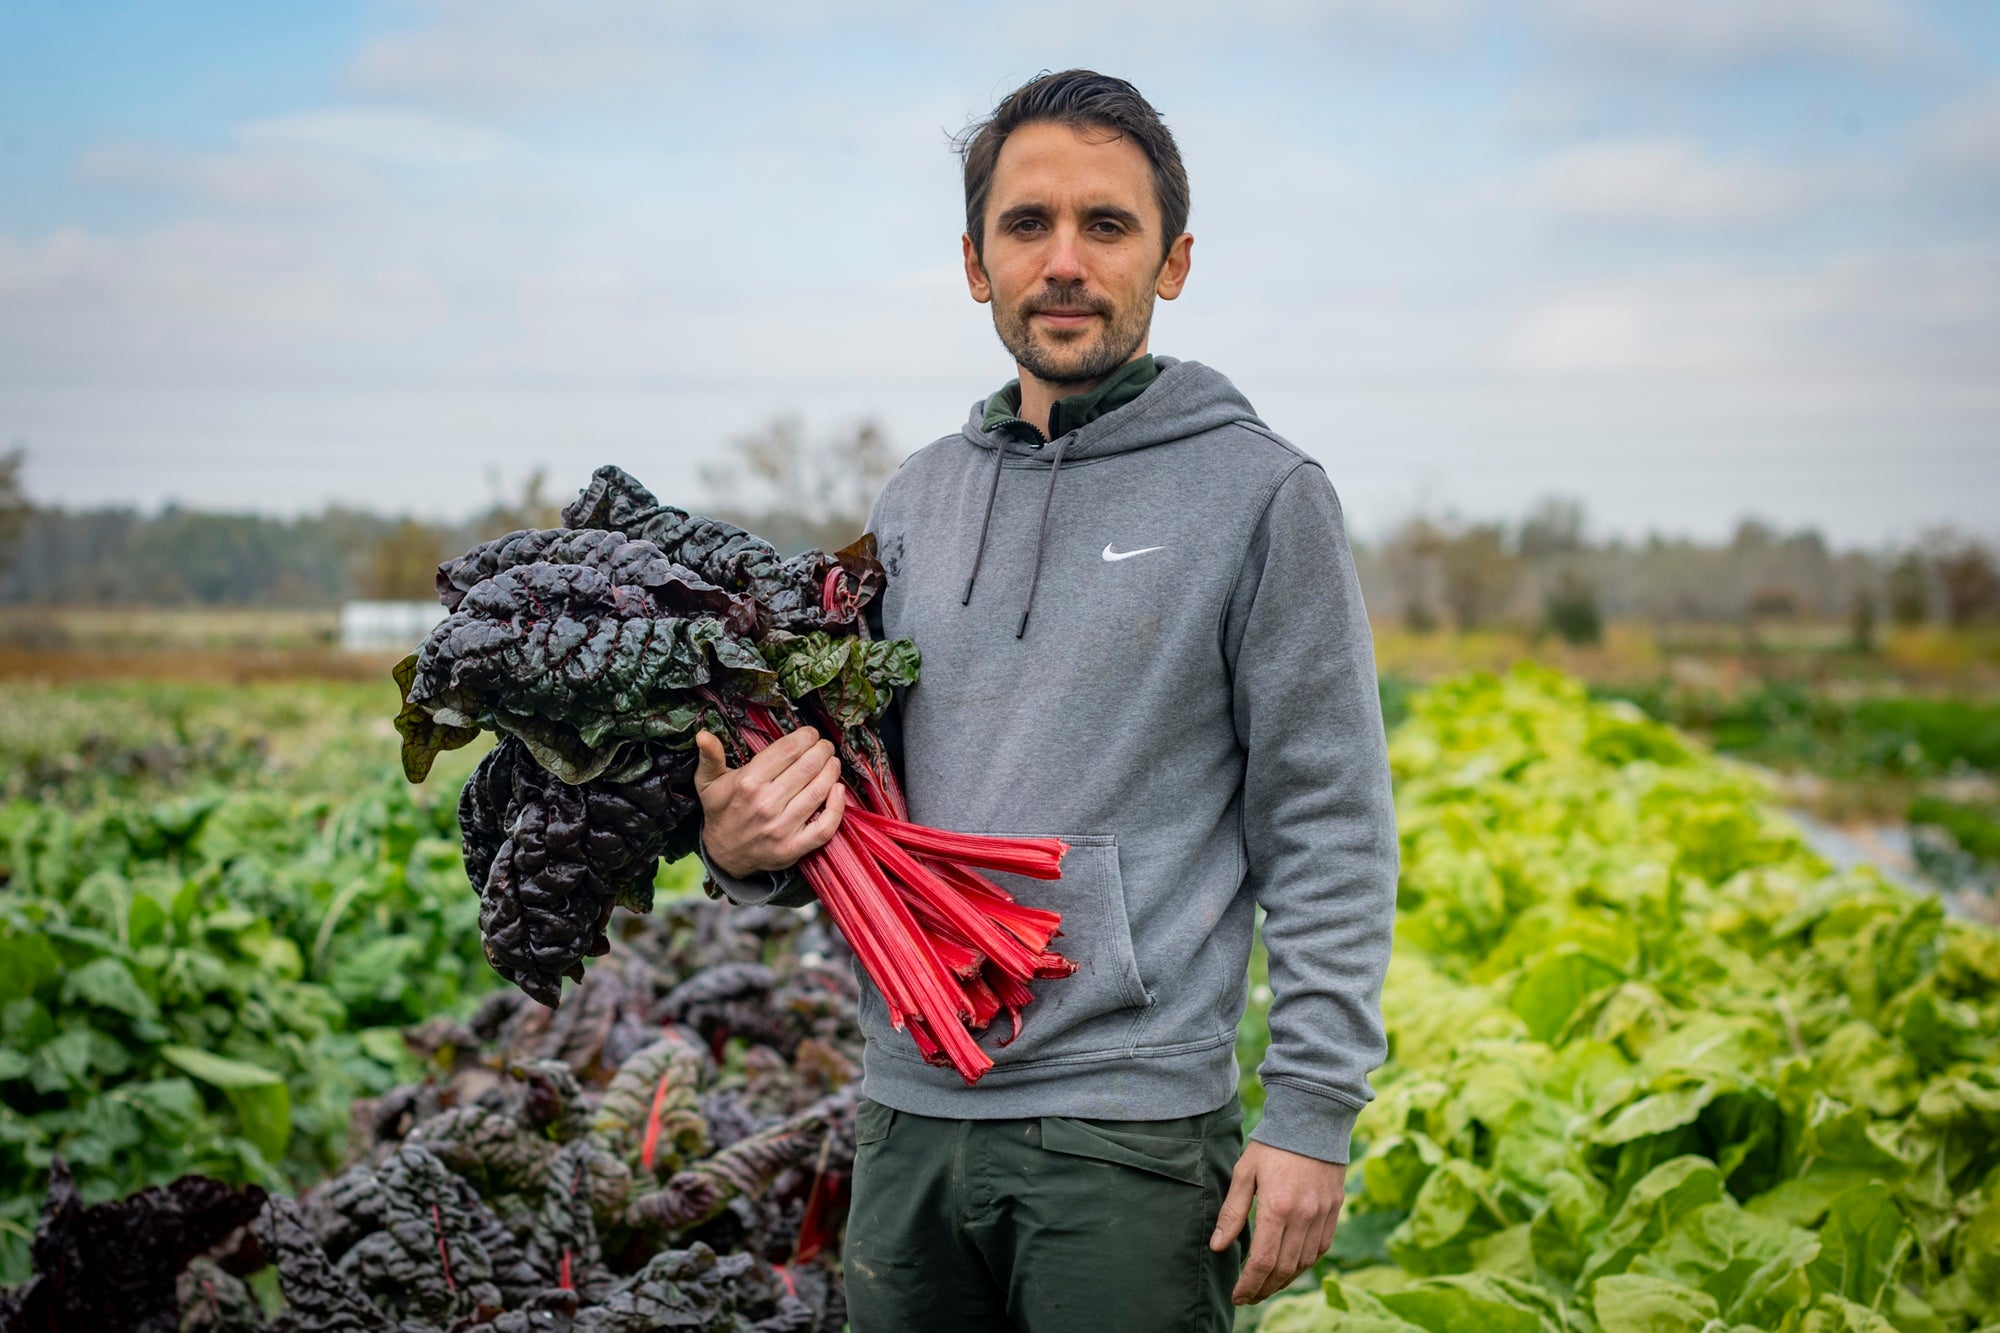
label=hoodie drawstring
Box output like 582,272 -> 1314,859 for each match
1015,432 -> 1071,639
959,436 -> 1009,606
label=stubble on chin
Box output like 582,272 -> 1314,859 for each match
995,295 -> 1154,389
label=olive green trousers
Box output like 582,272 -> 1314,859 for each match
842,1093 -> 1248,1333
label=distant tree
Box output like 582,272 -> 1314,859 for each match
0,445 -> 26,576
1542,569 -> 1603,645
700,417 -> 900,553
1521,497 -> 1599,643
1438,524 -> 1520,631
1885,551 -> 1930,626
1935,537 -> 2000,627
1744,586 -> 1801,621
1849,585 -> 1877,654
1518,496 -> 1587,560
1379,515 -> 1444,633
1731,517 -> 1777,552
364,519 -> 455,601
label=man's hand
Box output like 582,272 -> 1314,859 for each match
693,727 -> 846,878
1209,1140 -> 1346,1306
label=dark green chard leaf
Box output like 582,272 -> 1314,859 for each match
560,464 -> 884,635
0,1157 -> 266,1333
393,652 -> 478,784
405,561 -> 771,785
459,738 -> 699,1009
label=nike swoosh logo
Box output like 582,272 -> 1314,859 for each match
1102,543 -> 1165,562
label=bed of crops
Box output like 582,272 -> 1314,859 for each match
0,708 -> 504,1280
2,669 -> 1996,1331
1250,667 -> 2000,1332
1605,681 -> 2000,904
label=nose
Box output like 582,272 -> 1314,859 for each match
1043,222 -> 1086,283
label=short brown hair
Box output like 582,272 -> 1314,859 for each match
956,70 -> 1190,263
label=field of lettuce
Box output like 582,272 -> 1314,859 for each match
1245,669 -> 2000,1332
2,670 -> 1996,1330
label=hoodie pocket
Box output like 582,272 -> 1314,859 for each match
857,834 -> 1152,1066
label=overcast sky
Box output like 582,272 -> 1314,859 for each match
1,0 -> 1995,546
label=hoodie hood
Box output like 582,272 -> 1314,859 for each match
960,356 -> 1264,464
953,357 -> 1266,635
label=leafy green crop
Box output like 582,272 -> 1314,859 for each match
1607,681 -> 2000,783
1255,666 -> 2000,1332
0,774 -> 499,1282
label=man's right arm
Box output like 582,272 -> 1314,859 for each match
694,726 -> 842,908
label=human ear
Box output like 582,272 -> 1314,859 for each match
962,232 -> 992,304
1156,232 -> 1193,301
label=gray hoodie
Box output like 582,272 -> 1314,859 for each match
707,357 -> 1398,1164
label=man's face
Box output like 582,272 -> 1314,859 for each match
964,120 -> 1191,388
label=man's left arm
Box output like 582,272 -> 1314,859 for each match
1208,461 -> 1400,1304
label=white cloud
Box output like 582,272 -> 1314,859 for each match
1505,245 -> 2000,377
1012,0 -> 1475,42
73,142 -> 391,215
1536,0 -> 1930,66
348,0 -> 927,108
1921,83 -> 2000,174
1526,137 -> 1881,228
351,1 -> 688,107
237,107 -> 507,165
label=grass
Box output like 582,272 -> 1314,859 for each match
0,677 -> 490,807
0,607 -> 389,684
0,606 -> 340,650
1372,619 -> 2000,694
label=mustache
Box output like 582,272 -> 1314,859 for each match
1024,285 -> 1112,316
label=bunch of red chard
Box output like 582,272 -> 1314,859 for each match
395,465 -> 1075,1085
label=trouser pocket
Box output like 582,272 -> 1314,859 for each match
1002,1097 -> 1246,1332
846,1098 -> 1247,1333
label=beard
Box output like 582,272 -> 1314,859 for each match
992,280 -> 1155,388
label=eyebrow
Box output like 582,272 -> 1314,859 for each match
994,201 -> 1147,232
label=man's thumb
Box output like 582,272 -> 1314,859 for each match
693,730 -> 729,791
1211,1160 -> 1255,1251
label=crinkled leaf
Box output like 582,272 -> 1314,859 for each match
1628,1201 -> 1818,1325
1579,1156 -> 1724,1286
1805,1183 -> 1912,1310
1375,1272 -> 1568,1333
1595,1084 -> 1717,1147
1590,1274 -> 1721,1333
1510,948 -> 1622,1043
1796,1293 -> 1901,1332
1952,1187 -> 2000,1305
2,1157 -> 265,1333
460,738 -> 698,1007
1389,1159 -> 1506,1275
406,561 -> 771,784
393,652 -> 478,783
561,464 -> 883,633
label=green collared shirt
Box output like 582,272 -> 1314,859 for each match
981,354 -> 1160,441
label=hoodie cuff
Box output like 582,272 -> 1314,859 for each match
1249,1080 -> 1364,1165
698,839 -> 800,908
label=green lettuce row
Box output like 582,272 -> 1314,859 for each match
1254,666 -> 2000,1333
0,775 -> 500,1283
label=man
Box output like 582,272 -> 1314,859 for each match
693,70 -> 1398,1331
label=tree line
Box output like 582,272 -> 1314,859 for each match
2,438 -> 1995,637
1355,498 -> 2000,644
